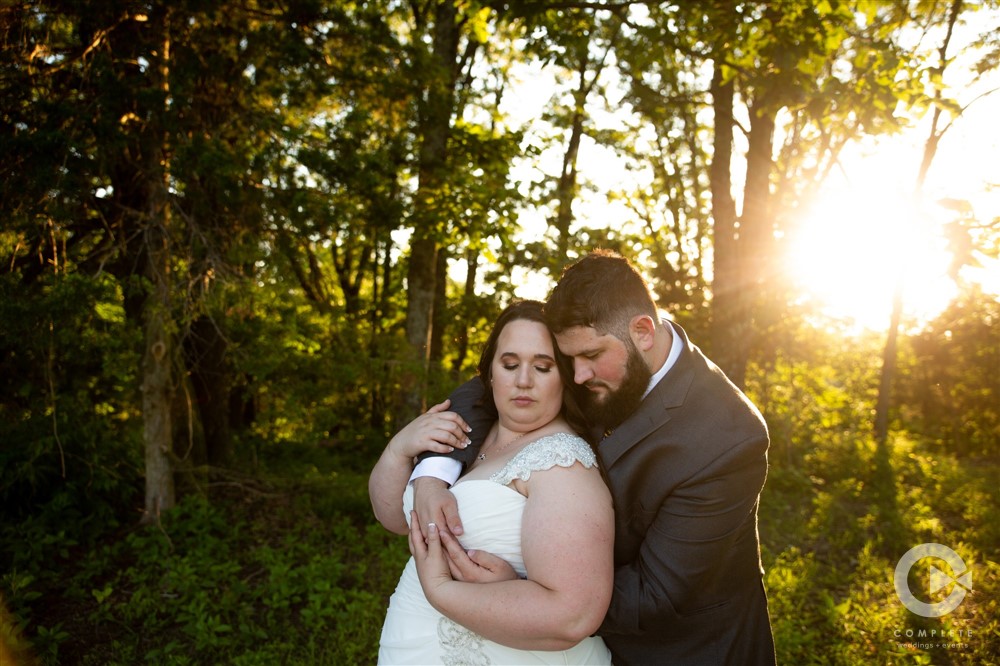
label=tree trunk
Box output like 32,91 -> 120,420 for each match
731,100 -> 779,386
874,279 -> 903,443
369,233 -> 391,431
708,61 -> 742,382
873,0 -> 962,445
184,316 -> 232,466
451,248 -> 480,382
141,6 -> 175,523
428,245 -> 450,397
142,172 -> 176,522
553,69 -> 587,263
551,24 -> 619,269
403,235 -> 438,417
400,0 -> 461,422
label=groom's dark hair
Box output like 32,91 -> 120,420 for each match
545,250 -> 658,340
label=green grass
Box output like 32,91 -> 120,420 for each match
1,447 -> 410,665
760,434 -> 1000,664
2,436 -> 997,664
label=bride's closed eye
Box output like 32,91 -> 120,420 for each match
502,363 -> 553,373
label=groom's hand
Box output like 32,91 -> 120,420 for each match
412,476 -> 464,536
438,528 -> 518,583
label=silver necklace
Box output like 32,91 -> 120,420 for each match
477,431 -> 528,461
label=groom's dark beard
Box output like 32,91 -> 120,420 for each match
584,340 -> 652,431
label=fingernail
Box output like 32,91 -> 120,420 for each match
427,522 -> 438,535
467,550 -> 476,558
463,438 -> 471,447
453,526 -> 463,535
465,425 -> 472,433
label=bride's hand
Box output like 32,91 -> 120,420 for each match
439,528 -> 519,583
408,511 -> 455,602
388,399 -> 472,459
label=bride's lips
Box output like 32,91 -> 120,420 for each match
511,395 -> 535,407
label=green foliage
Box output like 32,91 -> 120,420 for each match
760,392 -> 1000,664
4,455 -> 409,666
0,271 -> 142,583
0,335 -> 996,664
227,279 -> 409,461
5,383 -> 996,664
898,287 -> 1000,458
2,1 -> 999,663
746,323 -> 885,469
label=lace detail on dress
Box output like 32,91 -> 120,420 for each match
490,432 -> 597,487
438,616 -> 491,665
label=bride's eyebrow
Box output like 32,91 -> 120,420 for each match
499,351 -> 556,362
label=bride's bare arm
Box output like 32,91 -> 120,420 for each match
411,462 -> 614,650
368,400 -> 471,534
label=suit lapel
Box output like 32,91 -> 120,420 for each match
598,322 -> 696,468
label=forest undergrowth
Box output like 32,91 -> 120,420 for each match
2,434 -> 997,665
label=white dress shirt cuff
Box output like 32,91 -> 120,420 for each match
409,457 -> 463,487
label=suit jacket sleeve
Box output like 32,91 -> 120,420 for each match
414,377 -> 494,469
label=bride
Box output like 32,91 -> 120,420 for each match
369,300 -> 614,665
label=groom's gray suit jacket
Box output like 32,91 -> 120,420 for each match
441,322 -> 776,665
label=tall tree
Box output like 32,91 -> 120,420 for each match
394,1 -> 526,418
539,9 -> 623,269
709,4 -> 741,365
706,0 -> 913,384
873,0 -> 1000,445
138,4 -> 176,519
401,0 -> 465,418
613,3 -> 712,323
1,0 -> 353,517
711,0 -> 848,386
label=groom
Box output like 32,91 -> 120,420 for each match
411,250 -> 776,665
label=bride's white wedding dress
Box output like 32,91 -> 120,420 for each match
378,433 -> 612,665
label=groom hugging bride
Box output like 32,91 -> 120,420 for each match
369,250 -> 775,665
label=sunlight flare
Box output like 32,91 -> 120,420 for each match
785,185 -> 958,330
